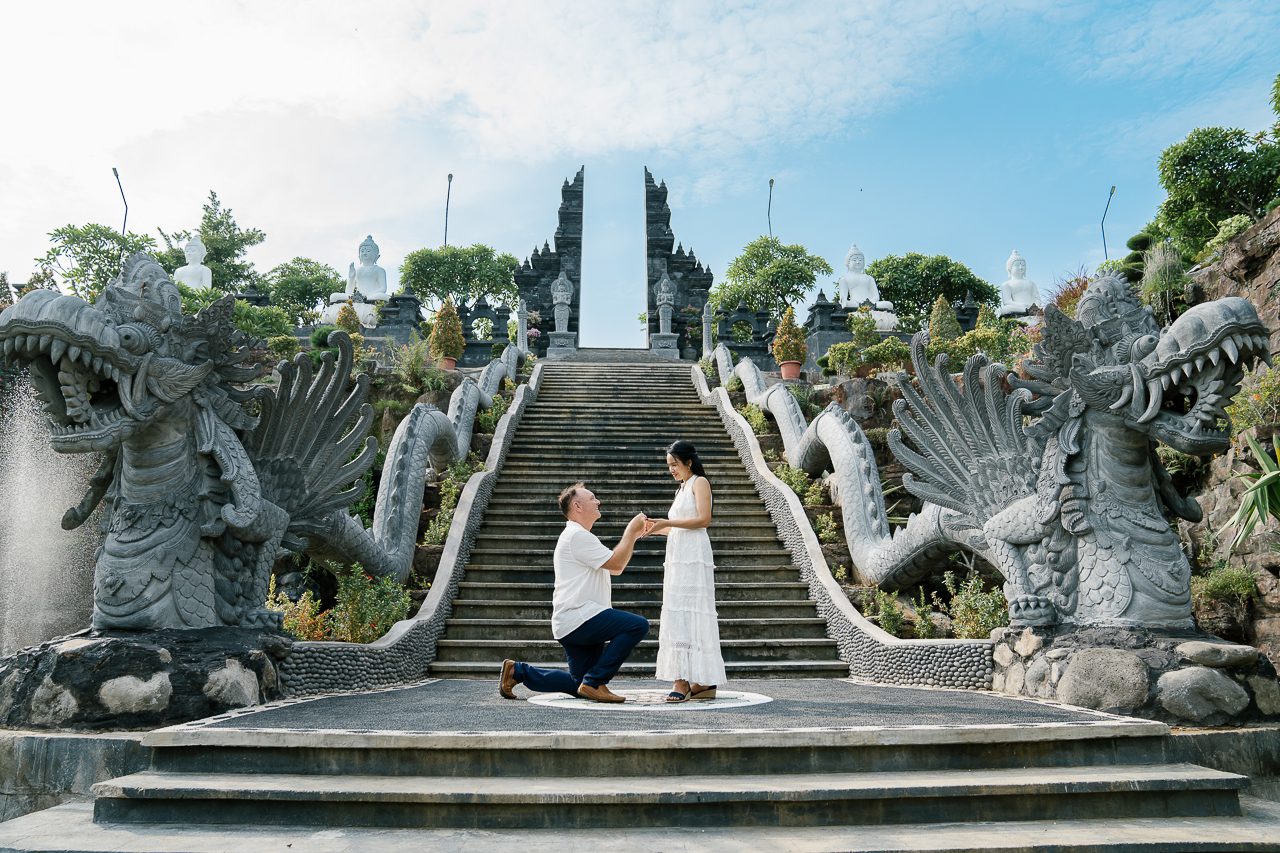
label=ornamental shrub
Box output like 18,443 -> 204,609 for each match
803,478 -> 827,506
860,336 -> 911,371
475,393 -> 509,433
1226,366 -> 1280,436
267,335 -> 300,361
773,462 -> 810,496
939,569 -> 1008,639
771,306 -> 807,363
429,299 -> 465,361
1197,214 -> 1254,262
335,302 -> 362,336
726,374 -> 744,393
739,403 -> 768,435
814,511 -> 840,543
325,566 -> 412,644
928,294 -> 962,345
265,575 -> 328,641
699,357 -> 717,380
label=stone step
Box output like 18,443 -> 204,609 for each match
489,479 -> 762,494
433,637 -> 838,663
461,565 -> 801,585
453,581 -> 813,602
429,659 -> 853,679
471,525 -> 782,543
91,764 -> 1245,830
447,599 -> 825,621
441,617 -> 831,641
465,548 -> 793,567
502,450 -> 742,463
21,797 -> 1280,853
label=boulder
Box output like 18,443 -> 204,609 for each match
98,673 -> 172,715
1176,641 -> 1259,669
1157,666 -> 1250,722
1013,628 -> 1044,658
1247,675 -> 1280,716
1057,648 -> 1149,711
203,660 -> 259,708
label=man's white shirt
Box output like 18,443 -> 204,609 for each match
551,520 -> 615,639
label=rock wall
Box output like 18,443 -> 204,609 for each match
1185,205 -> 1280,666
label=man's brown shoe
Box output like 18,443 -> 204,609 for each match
577,683 -> 626,703
499,659 -> 518,700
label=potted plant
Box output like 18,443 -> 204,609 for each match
429,299 -> 465,370
771,306 -> 807,380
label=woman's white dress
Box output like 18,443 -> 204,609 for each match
655,476 -> 728,685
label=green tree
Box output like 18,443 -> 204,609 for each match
177,284 -> 293,341
1156,126 -> 1280,258
266,257 -> 342,325
155,191 -> 267,294
36,224 -> 157,302
866,253 -> 996,333
400,244 -> 518,310
928,294 -> 962,344
712,236 -> 833,320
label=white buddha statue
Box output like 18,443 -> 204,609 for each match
997,249 -> 1044,318
839,244 -> 897,330
174,235 -> 213,291
322,234 -> 391,327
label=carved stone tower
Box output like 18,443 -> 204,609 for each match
644,168 -> 713,355
515,166 -> 585,357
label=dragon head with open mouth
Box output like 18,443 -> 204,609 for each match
0,255 -> 260,454
1027,276 -> 1271,457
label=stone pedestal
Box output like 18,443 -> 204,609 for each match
649,332 -> 680,360
546,331 -> 578,360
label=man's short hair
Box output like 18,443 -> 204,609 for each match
558,482 -> 586,517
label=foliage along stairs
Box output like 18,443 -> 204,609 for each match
428,360 -> 850,680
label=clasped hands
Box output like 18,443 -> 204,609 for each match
627,513 -> 667,538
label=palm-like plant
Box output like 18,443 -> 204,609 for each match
1223,432 -> 1280,551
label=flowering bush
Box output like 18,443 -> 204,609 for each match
325,565 -> 413,644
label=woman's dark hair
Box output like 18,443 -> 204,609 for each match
667,440 -> 708,481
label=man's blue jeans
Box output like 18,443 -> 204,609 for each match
513,608 -> 649,695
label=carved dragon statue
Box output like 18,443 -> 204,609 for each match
0,254 -> 518,631
719,275 -> 1270,628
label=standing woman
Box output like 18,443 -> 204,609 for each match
647,440 -> 727,702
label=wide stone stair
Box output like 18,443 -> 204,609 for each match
74,720 -> 1272,848
428,361 -> 848,679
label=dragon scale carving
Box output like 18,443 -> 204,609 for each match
0,254 -> 521,631
717,276 -> 1269,628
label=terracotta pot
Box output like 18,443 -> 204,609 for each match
779,360 -> 802,380
438,356 -> 458,370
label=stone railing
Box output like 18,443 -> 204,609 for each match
277,350 -> 539,696
703,346 -> 991,689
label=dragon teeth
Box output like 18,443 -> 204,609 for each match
49,339 -> 67,363
92,356 -> 103,373
1223,337 -> 1240,363
38,334 -> 51,353
1194,355 -> 1206,373
68,345 -> 81,364
1208,349 -> 1220,367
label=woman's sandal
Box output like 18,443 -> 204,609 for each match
665,690 -> 690,703
689,685 -> 717,701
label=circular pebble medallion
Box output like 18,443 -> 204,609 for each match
527,688 -> 772,711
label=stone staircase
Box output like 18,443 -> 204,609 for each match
79,721 -> 1265,845
429,361 -> 848,679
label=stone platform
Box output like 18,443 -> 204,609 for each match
166,677 -> 1128,735
4,679 -> 1280,851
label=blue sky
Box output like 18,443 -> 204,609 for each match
1,1 -> 1278,347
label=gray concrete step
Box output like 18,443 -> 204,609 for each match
465,547 -> 794,567
453,581 -> 813,602
432,637 -> 839,663
461,565 -> 802,585
19,797 -> 1280,853
447,599 -> 825,621
429,660 -> 853,679
91,763 -> 1245,830
441,617 -> 831,641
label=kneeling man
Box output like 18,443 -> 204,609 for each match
500,482 -> 649,703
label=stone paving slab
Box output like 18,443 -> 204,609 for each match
171,678 -> 1146,737
6,798 -> 1280,852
